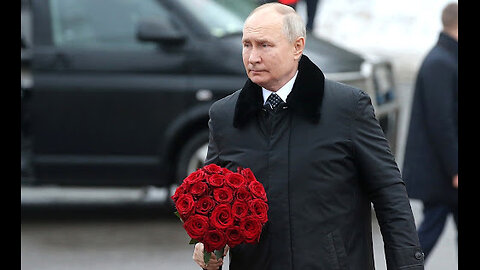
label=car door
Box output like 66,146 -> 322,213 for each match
28,0 -> 191,186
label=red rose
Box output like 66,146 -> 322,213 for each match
183,214 -> 209,241
240,168 -> 257,184
203,164 -> 222,174
240,216 -> 263,244
235,186 -> 252,202
232,201 -> 249,220
207,174 -> 224,188
171,184 -> 187,203
190,181 -> 209,197
249,199 -> 269,224
210,203 -> 234,229
225,173 -> 245,189
173,164 -> 268,259
175,194 -> 195,219
195,196 -> 215,215
226,226 -> 244,248
221,167 -> 232,175
203,229 -> 227,253
213,186 -> 234,204
183,169 -> 205,185
248,181 -> 267,201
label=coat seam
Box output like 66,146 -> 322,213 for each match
287,112 -> 295,270
350,88 -> 361,165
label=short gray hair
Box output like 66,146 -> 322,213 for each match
246,3 -> 306,43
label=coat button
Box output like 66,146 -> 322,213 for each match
414,251 -> 424,260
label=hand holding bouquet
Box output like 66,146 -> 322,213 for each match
171,164 -> 268,266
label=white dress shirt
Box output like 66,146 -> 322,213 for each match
262,71 -> 298,105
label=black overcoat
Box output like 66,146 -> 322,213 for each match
206,55 -> 424,270
402,32 -> 458,205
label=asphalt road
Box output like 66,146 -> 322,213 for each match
21,188 -> 458,270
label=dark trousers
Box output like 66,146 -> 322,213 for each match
283,0 -> 320,31
305,0 -> 320,31
417,202 -> 458,260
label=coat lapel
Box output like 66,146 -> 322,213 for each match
233,54 -> 325,128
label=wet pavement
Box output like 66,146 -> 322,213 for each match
21,185 -> 458,270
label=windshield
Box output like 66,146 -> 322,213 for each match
211,0 -> 259,19
176,0 -> 245,38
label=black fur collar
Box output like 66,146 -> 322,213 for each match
233,54 -> 325,128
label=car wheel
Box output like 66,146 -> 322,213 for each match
172,130 -> 209,193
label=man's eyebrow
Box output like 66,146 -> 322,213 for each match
242,38 -> 271,44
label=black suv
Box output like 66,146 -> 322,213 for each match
21,0 -> 399,188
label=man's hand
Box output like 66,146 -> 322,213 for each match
452,174 -> 458,188
193,243 -> 227,270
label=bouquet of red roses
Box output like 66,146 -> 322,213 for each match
171,163 -> 268,264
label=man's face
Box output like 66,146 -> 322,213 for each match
242,10 -> 303,91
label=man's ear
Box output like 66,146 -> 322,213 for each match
293,37 -> 305,61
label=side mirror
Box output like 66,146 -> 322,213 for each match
136,18 -> 186,46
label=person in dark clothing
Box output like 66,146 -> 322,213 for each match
277,0 -> 321,32
305,0 -> 320,32
193,3 -> 424,270
402,2 -> 458,261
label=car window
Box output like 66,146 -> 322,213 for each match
176,0 -> 244,38
49,0 -> 174,50
21,0 -> 32,49
212,0 -> 258,19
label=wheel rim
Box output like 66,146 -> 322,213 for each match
187,143 -> 209,175
171,142 -> 208,197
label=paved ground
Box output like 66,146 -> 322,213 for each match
21,188 -> 458,270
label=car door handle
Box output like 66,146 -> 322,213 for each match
52,51 -> 71,69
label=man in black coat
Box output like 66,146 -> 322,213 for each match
402,2 -> 458,261
193,3 -> 424,270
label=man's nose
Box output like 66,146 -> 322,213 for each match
249,48 -> 261,64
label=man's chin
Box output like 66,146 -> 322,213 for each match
248,75 -> 267,88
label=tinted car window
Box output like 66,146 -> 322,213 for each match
49,0 -> 173,50
176,0 -> 244,37
212,0 -> 258,19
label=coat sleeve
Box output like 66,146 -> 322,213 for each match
352,90 -> 425,270
205,105 -> 221,166
202,105 -> 225,270
420,58 -> 458,178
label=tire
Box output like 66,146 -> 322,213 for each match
174,130 -> 210,187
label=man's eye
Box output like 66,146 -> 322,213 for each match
262,43 -> 269,47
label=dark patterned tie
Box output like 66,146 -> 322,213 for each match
266,93 -> 283,109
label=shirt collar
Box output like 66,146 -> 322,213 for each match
262,71 -> 298,104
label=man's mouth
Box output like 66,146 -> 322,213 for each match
250,69 -> 265,74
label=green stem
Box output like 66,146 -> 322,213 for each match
203,247 -> 225,265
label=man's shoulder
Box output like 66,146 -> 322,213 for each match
324,79 -> 366,100
322,79 -> 372,117
423,44 -> 456,68
209,89 -> 241,116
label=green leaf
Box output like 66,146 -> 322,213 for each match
173,211 -> 183,223
189,238 -> 199,245
204,250 -> 211,265
214,248 -> 224,260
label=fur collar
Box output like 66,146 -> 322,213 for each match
233,54 -> 325,128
